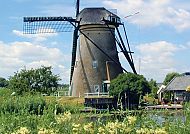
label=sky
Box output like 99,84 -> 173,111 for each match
0,0 -> 190,84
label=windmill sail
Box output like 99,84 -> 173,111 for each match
70,0 -> 80,84
23,17 -> 75,34
75,0 -> 80,16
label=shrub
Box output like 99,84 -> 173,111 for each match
0,95 -> 47,115
9,66 -> 61,95
109,73 -> 151,109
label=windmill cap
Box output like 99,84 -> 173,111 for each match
77,7 -> 120,25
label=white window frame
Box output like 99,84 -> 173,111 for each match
92,60 -> 98,69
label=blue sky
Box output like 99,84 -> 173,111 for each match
0,0 -> 190,84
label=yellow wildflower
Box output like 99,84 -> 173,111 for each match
155,128 -> 168,134
123,127 -> 132,133
98,127 -> 105,134
105,122 -> 114,133
137,128 -> 146,134
56,111 -> 71,124
11,127 -> 30,134
72,123 -> 81,133
99,120 -> 133,134
72,123 -> 81,128
116,122 -> 131,133
105,121 -> 120,134
38,128 -> 56,134
136,127 -> 167,134
83,122 -> 94,134
127,116 -> 137,125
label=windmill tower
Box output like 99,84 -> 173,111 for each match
23,0 -> 137,97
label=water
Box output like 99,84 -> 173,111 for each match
148,111 -> 185,125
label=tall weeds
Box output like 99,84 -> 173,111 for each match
0,91 -> 188,133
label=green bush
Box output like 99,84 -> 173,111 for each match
109,73 -> 151,97
109,73 -> 151,109
0,88 -> 12,97
9,66 -> 60,95
0,95 -> 47,115
0,95 -> 83,116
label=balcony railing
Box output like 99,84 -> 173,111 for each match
84,92 -> 109,97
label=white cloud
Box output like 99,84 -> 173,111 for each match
13,30 -> 57,42
0,41 -> 70,83
167,8 -> 190,31
103,0 -> 190,31
135,41 -> 179,82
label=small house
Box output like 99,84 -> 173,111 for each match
163,72 -> 190,102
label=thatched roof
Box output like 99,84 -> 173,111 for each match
165,74 -> 190,91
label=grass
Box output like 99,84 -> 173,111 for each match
0,88 -> 189,133
56,96 -> 84,105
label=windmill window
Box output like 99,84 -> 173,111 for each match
108,15 -> 121,23
75,61 -> 78,68
94,85 -> 100,92
92,60 -> 98,68
111,17 -> 116,22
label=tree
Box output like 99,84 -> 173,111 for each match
0,77 -> 8,87
163,72 -> 180,85
148,79 -> 158,98
9,66 -> 61,95
109,73 -> 151,96
109,73 -> 151,109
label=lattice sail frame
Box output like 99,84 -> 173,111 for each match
23,17 -> 75,34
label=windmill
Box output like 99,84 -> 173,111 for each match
23,0 -> 137,97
